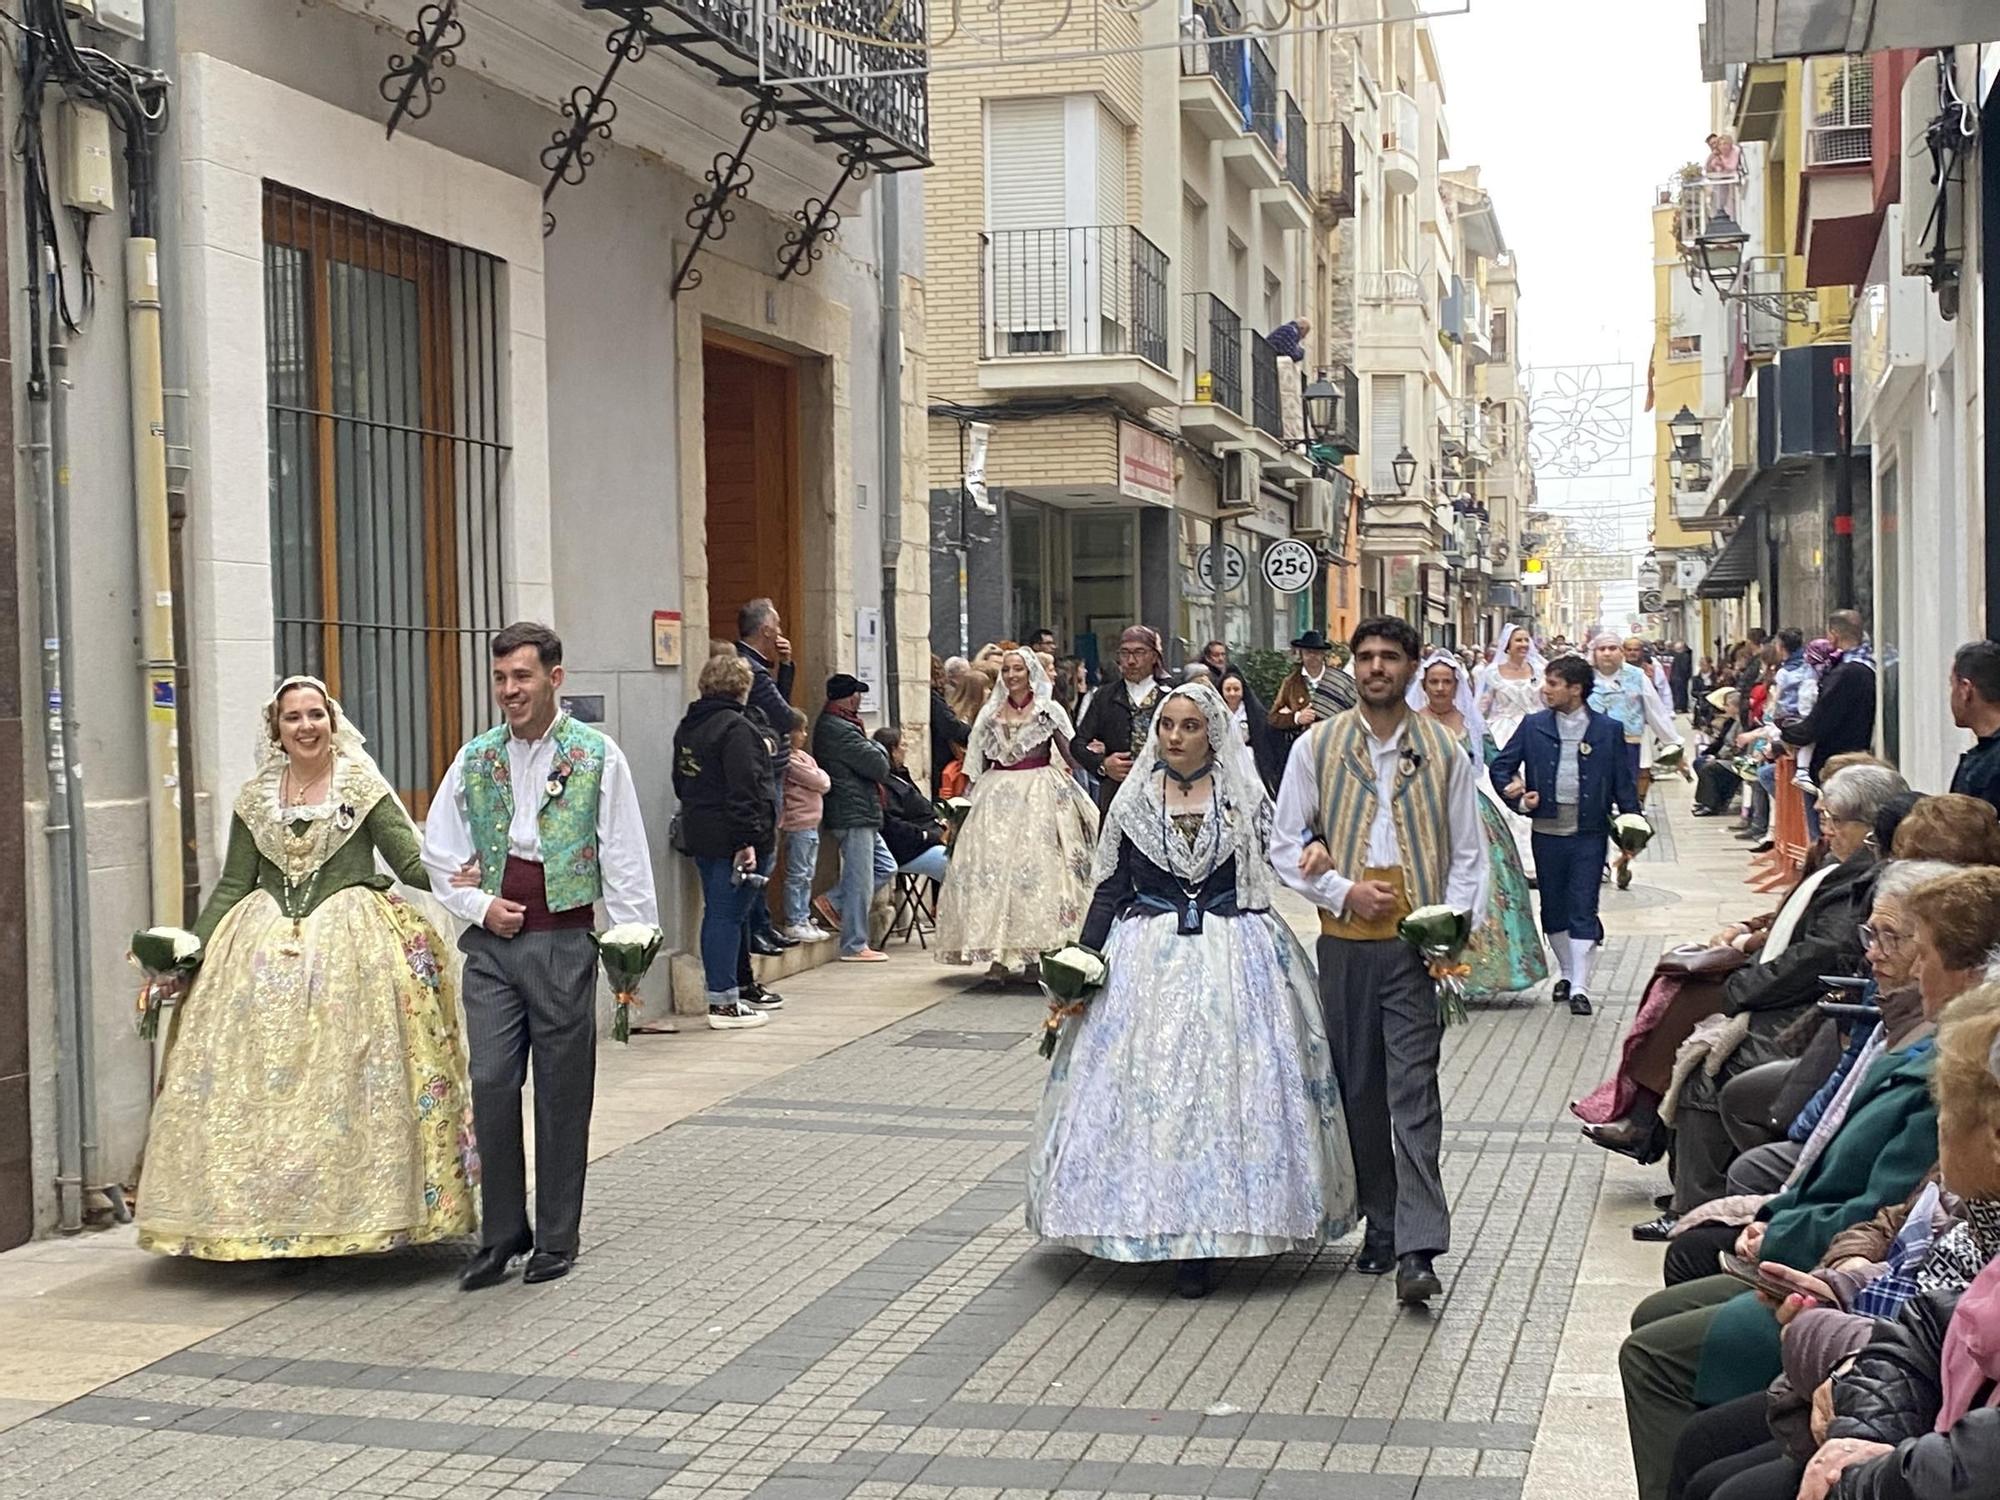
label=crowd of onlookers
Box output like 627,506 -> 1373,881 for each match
1564,624 -> 2000,1500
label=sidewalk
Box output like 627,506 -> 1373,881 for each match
0,782 -> 1744,1499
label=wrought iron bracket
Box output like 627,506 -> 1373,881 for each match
540,15 -> 651,236
671,94 -> 779,298
381,1 -> 464,139
777,148 -> 871,281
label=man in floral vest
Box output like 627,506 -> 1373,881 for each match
1271,617 -> 1486,1307
424,622 -> 658,1290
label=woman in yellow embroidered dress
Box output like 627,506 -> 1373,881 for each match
136,677 -> 476,1259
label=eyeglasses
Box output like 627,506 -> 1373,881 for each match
1860,924 -> 1907,953
1115,648 -> 1152,660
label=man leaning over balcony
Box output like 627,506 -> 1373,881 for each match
1266,316 -> 1310,363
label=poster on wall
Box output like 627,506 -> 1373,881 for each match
856,606 -> 883,716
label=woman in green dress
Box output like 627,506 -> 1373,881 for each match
137,676 -> 477,1259
1409,653 -> 1550,997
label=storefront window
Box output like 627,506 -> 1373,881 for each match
1177,512 -> 1216,662
1008,497 -> 1047,642
1072,512 -> 1138,669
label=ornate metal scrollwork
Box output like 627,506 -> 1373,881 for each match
671,94 -> 780,298
540,16 -> 651,236
381,0 -> 464,139
777,148 -> 871,280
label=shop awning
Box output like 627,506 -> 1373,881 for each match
1695,526 -> 1757,599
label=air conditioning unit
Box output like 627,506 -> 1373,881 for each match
1218,450 -> 1258,517
1901,55 -> 1966,287
1292,477 -> 1334,539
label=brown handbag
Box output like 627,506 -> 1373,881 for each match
1653,943 -> 1751,977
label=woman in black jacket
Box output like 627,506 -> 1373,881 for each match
672,652 -> 779,1028
872,726 -> 950,884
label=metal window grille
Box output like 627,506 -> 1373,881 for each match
1806,55 -> 1873,167
263,183 -> 510,818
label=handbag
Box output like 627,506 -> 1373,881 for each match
667,810 -> 691,856
1654,943 -> 1750,977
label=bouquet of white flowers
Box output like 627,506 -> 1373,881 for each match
595,923 -> 664,1044
1397,905 -> 1473,1028
1037,944 -> 1108,1059
1651,743 -> 1691,781
1611,812 -> 1656,857
129,926 -> 201,1040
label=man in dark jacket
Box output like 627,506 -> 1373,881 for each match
1781,611 -> 1877,763
813,674 -> 893,962
734,598 -> 797,953
1071,625 -> 1172,814
1947,639 -> 2000,815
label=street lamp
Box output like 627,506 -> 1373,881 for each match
1302,372 -> 1339,442
1391,445 -> 1418,495
1693,211 -> 1749,292
1668,405 -> 1702,450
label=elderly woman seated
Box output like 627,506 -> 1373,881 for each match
1577,765 -> 1909,1187
1623,965 -> 2000,1500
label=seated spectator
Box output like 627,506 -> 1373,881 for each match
1662,984 -> 2000,1500
1580,767 -> 1903,1189
872,726 -> 950,887
1616,871 -> 2000,1500
1690,691 -> 1746,817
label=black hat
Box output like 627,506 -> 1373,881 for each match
825,673 -> 870,700
1290,630 -> 1335,652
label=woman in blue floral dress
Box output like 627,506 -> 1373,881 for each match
1410,654 -> 1549,997
1027,682 -> 1355,1299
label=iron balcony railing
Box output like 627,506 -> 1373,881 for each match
1189,292 -> 1244,415
981,225 -> 1171,370
1250,331 -> 1281,440
1247,41 -> 1279,158
1358,269 -> 1424,304
1281,93 -> 1309,199
1182,0 -> 1248,106
1805,54 -> 1873,167
1316,119 -> 1356,218
631,0 -> 931,165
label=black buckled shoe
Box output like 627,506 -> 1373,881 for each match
1631,1213 -> 1679,1242
522,1248 -> 575,1284
1550,978 -> 1571,1008
1569,990 -> 1594,1017
1354,1231 -> 1396,1276
1395,1253 -> 1442,1306
460,1230 -> 533,1291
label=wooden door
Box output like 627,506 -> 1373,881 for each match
703,339 -> 800,648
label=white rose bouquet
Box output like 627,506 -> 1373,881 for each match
595,923 -> 665,1043
1651,743 -> 1691,781
129,926 -> 201,1040
1611,812 -> 1656,857
1397,905 -> 1473,1028
1037,944 -> 1108,1059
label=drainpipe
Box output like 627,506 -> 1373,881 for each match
146,0 -> 201,924
878,177 -> 903,729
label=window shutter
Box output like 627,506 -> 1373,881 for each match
987,98 -> 1066,228
1096,104 -> 1127,226
1369,374 -> 1405,492
1181,193 -> 1207,352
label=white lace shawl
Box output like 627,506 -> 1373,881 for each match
964,649 -> 1075,781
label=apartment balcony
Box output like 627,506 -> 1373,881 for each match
1179,0 -> 1249,140
1183,292 -> 1250,445
1281,94 -> 1310,202
1315,120 -> 1356,222
1461,282 -> 1492,363
1380,89 -> 1419,194
602,0 -> 930,168
1356,268 -> 1432,368
979,225 -> 1176,408
1221,41 -> 1283,188
1800,55 -> 1878,285
1737,255 -> 1797,357
1250,332 -> 1282,442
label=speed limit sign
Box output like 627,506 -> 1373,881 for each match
1261,538 -> 1319,594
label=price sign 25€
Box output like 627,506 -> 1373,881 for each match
1261,539 -> 1319,594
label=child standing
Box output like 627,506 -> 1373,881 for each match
779,708 -> 834,942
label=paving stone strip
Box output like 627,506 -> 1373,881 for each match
2,919 -> 1649,1499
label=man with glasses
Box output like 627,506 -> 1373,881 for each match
1071,625 -> 1173,815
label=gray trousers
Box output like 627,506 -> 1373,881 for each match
460,927 -> 599,1254
1726,1138 -> 1803,1196
1317,935 -> 1450,1256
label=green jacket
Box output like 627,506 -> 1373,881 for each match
1692,1042 -> 1939,1406
194,801 -> 424,946
812,710 -> 891,830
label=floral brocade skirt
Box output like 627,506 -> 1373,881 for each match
1464,793 -> 1551,994
934,765 -> 1099,968
1027,910 -> 1357,1261
137,887 -> 477,1259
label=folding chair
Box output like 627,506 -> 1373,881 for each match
887,870 -> 937,947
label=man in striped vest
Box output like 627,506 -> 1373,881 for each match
1272,617 -> 1487,1306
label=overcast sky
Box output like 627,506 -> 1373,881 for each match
1428,0 -> 1712,611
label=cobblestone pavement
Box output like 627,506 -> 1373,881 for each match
0,865 -> 1684,1500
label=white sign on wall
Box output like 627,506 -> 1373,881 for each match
855,606 -> 883,715
1261,539 -> 1318,594
1196,544 -> 1247,593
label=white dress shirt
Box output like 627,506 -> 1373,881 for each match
422,712 -> 659,929
1270,715 -> 1488,919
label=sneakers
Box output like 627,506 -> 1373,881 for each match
782,922 -> 834,943
742,985 -> 786,1011
707,998 -> 770,1029
838,948 -> 889,963
811,895 -> 842,934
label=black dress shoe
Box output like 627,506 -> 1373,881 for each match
1569,991 -> 1594,1017
1354,1233 -> 1396,1276
1395,1253 -> 1442,1306
1550,978 -> 1571,1008
1583,1119 -> 1669,1164
750,932 -> 788,957
522,1249 -> 575,1284
460,1230 -> 533,1291
1631,1213 -> 1679,1242
1174,1259 -> 1215,1299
